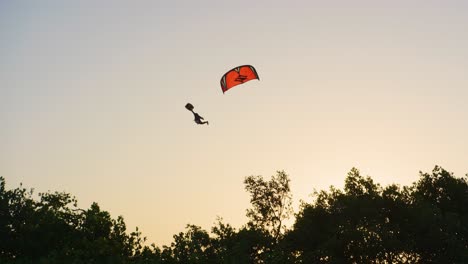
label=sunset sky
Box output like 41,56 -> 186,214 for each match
2,1 -> 468,246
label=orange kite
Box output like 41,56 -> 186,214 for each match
220,65 -> 259,93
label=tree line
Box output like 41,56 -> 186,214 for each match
0,166 -> 467,263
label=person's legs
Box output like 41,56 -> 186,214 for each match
194,117 -> 208,125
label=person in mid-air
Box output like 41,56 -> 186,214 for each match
185,103 -> 209,125
193,112 -> 209,125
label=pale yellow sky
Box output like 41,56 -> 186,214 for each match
2,1 -> 468,246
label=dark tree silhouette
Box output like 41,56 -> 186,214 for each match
244,170 -> 293,242
1,166 -> 467,263
287,167 -> 468,263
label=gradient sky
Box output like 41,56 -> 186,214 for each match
2,1 -> 468,246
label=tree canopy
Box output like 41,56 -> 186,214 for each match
1,166 -> 467,263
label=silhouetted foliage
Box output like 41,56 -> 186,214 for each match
244,171 -> 293,242
287,166 -> 468,263
1,166 -> 467,263
0,176 -> 149,264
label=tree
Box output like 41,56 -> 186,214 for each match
244,170 -> 293,242
0,177 -> 150,264
2,166 -> 467,263
211,217 -> 272,263
408,166 -> 468,263
287,166 -> 468,263
166,224 -> 216,264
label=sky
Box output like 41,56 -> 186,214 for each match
2,1 -> 468,246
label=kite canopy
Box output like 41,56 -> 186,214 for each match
220,65 -> 259,93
